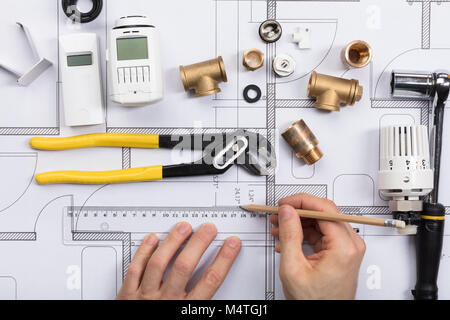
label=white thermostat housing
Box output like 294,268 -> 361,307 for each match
378,125 -> 433,200
108,15 -> 164,107
59,33 -> 105,127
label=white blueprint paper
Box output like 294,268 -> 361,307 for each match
1,0 -> 450,300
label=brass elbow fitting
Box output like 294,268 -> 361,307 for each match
180,56 -> 228,97
282,120 -> 323,165
307,71 -> 363,112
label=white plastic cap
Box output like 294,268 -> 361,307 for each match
114,16 -> 153,28
273,54 -> 296,77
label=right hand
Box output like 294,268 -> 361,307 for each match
270,194 -> 366,300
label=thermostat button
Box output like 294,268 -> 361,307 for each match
124,68 -> 131,83
130,67 -> 137,83
118,68 -> 125,84
137,67 -> 144,82
143,66 -> 150,83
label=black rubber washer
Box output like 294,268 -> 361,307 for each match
243,85 -> 262,103
62,0 -> 103,24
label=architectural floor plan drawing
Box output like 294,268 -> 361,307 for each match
1,0 -> 450,300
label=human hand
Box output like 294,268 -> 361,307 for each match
117,222 -> 241,300
270,194 -> 366,300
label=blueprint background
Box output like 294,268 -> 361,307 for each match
1,0 -> 450,300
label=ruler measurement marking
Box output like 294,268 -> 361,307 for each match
68,208 -> 266,219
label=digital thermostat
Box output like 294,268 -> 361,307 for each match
108,15 -> 164,107
59,33 -> 105,126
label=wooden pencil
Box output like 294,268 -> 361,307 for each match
240,204 -> 406,229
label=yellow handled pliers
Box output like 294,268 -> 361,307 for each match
30,130 -> 276,185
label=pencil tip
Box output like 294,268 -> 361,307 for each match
240,205 -> 250,212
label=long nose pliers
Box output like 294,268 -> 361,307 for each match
29,130 -> 276,185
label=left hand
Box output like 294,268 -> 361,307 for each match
116,222 -> 242,300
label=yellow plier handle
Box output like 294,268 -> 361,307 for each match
30,133 -> 162,185
35,166 -> 163,185
30,133 -> 159,150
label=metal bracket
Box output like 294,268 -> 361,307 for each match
0,22 -> 52,86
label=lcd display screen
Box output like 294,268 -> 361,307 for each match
67,54 -> 93,67
117,37 -> 149,61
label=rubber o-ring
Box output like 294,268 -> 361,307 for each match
61,0 -> 103,24
243,85 -> 262,103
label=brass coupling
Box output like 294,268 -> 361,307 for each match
343,40 -> 372,68
282,120 -> 323,165
180,56 -> 228,97
307,71 -> 363,112
243,49 -> 264,71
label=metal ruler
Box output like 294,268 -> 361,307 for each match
63,205 -> 405,240
64,206 -> 269,246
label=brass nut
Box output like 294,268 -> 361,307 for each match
243,49 -> 264,71
282,119 -> 323,165
180,56 -> 228,97
307,71 -> 363,112
343,40 -> 372,68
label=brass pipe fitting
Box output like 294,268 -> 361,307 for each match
243,49 -> 264,71
307,71 -> 363,112
282,120 -> 323,165
343,40 -> 372,68
180,56 -> 228,97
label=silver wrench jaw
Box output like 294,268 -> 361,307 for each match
232,130 -> 277,177
202,130 -> 277,176
166,130 -> 278,177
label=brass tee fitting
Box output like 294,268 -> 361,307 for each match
180,56 -> 228,97
307,71 -> 363,112
282,120 -> 323,165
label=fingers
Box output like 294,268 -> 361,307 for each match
346,225 -> 365,244
312,238 -> 324,253
280,194 -> 367,264
140,222 -> 192,294
269,213 -> 278,226
270,226 -> 279,237
279,193 -> 340,214
272,225 -> 323,254
271,224 -> 320,242
188,237 -> 241,300
120,234 -> 159,295
278,205 -> 309,269
162,223 -> 218,297
275,242 -> 280,253
303,227 -> 322,248
278,194 -> 352,246
270,213 -> 315,228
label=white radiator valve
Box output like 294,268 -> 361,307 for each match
378,125 -> 433,201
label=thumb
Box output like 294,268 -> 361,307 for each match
278,205 -> 309,269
